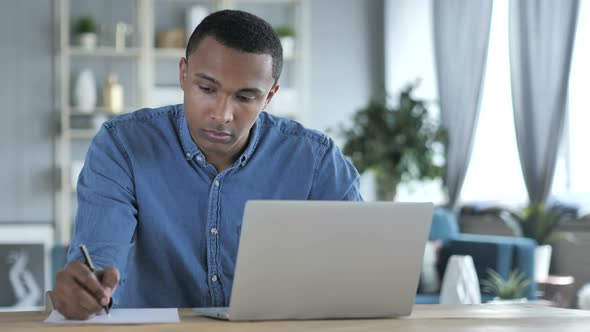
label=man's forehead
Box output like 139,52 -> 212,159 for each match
187,38 -> 275,88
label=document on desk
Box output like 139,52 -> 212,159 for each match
44,308 -> 180,324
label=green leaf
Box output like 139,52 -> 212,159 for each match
335,81 -> 448,194
482,268 -> 530,300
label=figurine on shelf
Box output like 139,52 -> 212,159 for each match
103,73 -> 123,114
115,22 -> 133,51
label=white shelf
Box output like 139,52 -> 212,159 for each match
69,106 -> 139,115
55,0 -> 311,245
67,46 -> 141,57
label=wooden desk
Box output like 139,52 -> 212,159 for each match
2,304 -> 590,332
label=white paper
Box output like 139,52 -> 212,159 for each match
44,308 -> 180,324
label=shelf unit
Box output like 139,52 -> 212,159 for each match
54,0 -> 311,245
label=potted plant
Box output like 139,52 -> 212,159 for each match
481,268 -> 531,302
338,83 -> 448,200
275,25 -> 296,58
73,16 -> 98,50
488,204 -> 576,281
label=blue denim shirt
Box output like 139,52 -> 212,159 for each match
66,104 -> 362,308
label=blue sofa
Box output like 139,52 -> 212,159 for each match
415,208 -> 537,304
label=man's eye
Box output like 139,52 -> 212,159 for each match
199,86 -> 214,93
236,95 -> 254,103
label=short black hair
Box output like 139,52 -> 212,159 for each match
186,10 -> 283,82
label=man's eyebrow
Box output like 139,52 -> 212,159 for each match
194,73 -> 219,85
195,73 -> 264,94
237,87 -> 263,95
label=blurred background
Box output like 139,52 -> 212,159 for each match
0,0 -> 589,311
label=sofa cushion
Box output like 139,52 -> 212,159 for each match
429,208 -> 460,241
415,294 -> 440,304
438,234 -> 514,290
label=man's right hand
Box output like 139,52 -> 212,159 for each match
51,261 -> 120,320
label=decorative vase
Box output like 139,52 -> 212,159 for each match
103,73 -> 124,114
74,69 -> 97,113
280,37 -> 295,58
78,32 -> 97,50
534,244 -> 552,282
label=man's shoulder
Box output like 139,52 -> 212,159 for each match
103,104 -> 181,131
258,112 -> 330,147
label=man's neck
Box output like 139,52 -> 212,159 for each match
205,152 -> 237,173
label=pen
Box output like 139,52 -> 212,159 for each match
79,244 -> 110,315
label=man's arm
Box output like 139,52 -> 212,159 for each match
53,124 -> 137,319
309,137 -> 363,201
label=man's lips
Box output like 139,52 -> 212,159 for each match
202,129 -> 232,143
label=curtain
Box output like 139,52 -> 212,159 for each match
432,0 -> 493,208
509,0 -> 579,204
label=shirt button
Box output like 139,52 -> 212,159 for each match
214,180 -> 220,187
196,155 -> 203,162
210,228 -> 218,235
184,152 -> 191,160
211,275 -> 218,282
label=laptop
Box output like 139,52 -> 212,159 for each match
194,200 -> 433,321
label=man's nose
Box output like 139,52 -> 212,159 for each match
210,95 -> 233,123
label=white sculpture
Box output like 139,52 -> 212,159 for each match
578,284 -> 590,310
439,255 -> 482,304
7,250 -> 41,308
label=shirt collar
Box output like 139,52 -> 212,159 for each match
178,104 -> 200,161
178,104 -> 263,168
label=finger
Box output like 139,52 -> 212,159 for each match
97,266 -> 120,290
68,260 -> 106,300
71,284 -> 104,314
96,266 -> 120,305
53,274 -> 101,320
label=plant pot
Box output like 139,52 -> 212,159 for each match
487,297 -> 528,304
79,33 -> 97,50
535,244 -> 552,282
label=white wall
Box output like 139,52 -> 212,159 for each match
311,0 -> 385,201
0,0 -> 55,223
384,0 -> 446,203
310,0 -> 385,134
385,0 -> 437,103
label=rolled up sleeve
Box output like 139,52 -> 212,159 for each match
66,124 -> 137,302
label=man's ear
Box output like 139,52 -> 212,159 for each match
179,57 -> 187,91
263,83 -> 280,110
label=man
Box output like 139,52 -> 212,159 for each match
51,10 -> 362,320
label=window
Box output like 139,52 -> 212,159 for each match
459,0 -> 527,205
553,0 -> 590,205
386,0 -> 589,207
461,0 -> 590,207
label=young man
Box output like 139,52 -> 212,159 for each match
51,10 -> 362,319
